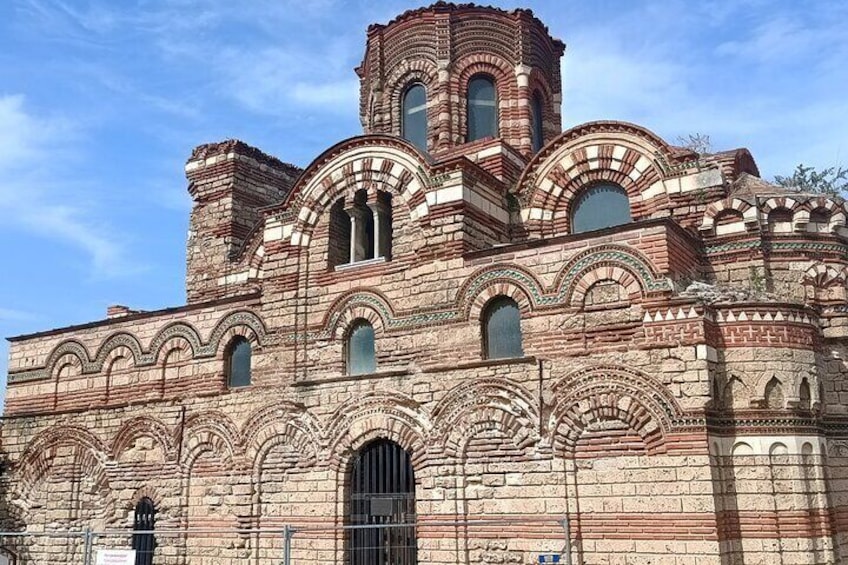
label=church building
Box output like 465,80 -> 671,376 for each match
2,3 -> 847,564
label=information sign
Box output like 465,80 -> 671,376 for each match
95,549 -> 136,565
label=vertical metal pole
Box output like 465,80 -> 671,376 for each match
560,517 -> 573,565
82,528 -> 94,565
283,525 -> 293,565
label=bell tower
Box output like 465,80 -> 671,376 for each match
356,2 -> 565,157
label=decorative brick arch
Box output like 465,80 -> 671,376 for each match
569,265 -> 643,308
127,486 -> 170,521
241,402 -> 323,471
207,310 -> 266,354
452,55 -> 516,144
430,377 -> 540,458
111,416 -> 176,462
548,365 -> 682,455
325,392 -> 429,471
325,290 -> 394,338
387,60 -> 439,137
458,264 -> 543,320
699,197 -> 758,234
761,196 -> 803,216
15,426 -> 110,515
44,340 -> 92,377
802,263 -> 846,288
467,280 -> 535,323
180,411 -> 241,469
553,244 -> 670,305
515,121 -> 687,237
93,332 -> 144,370
149,322 -> 201,363
279,136 -> 432,249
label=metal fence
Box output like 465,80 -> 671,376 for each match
0,518 -> 573,564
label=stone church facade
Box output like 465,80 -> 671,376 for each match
2,3 -> 848,564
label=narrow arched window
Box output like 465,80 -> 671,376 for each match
467,75 -> 497,141
225,336 -> 251,387
531,90 -> 544,152
132,497 -> 155,565
402,84 -> 427,152
571,183 -> 632,233
347,320 -> 376,375
482,296 -> 523,360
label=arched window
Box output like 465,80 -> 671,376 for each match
571,183 -> 632,234
531,90 -> 544,152
799,378 -> 812,410
402,84 -> 427,152
482,296 -> 523,360
132,497 -> 155,565
328,198 -> 351,268
347,320 -> 376,375
467,75 -> 497,141
225,336 -> 251,387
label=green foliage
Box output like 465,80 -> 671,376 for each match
773,164 -> 848,197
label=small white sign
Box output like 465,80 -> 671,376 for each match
95,549 -> 136,565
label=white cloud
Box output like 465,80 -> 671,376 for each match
0,307 -> 39,323
0,94 -> 138,276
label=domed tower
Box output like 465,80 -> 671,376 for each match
356,2 -> 565,157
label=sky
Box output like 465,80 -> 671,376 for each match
1,0 -> 846,402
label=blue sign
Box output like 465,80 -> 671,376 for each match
538,555 -> 560,563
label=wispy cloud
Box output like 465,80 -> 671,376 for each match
0,94 -> 139,276
0,307 -> 40,323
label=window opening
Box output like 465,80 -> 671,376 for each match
483,296 -> 524,360
402,84 -> 427,152
467,75 -> 497,141
347,320 -> 376,375
571,183 -> 631,233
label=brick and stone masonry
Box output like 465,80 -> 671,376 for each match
2,3 -> 848,564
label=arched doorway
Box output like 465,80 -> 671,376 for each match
348,439 -> 417,565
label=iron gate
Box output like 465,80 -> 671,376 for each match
348,439 -> 417,565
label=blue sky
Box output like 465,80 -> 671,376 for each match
1,0 -> 846,401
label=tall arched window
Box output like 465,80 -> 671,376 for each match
347,320 -> 376,375
571,183 -> 632,234
225,336 -> 252,387
482,296 -> 523,360
531,90 -> 544,152
402,84 -> 427,152
467,75 -> 497,141
132,497 -> 155,565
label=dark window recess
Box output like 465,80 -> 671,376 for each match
531,90 -> 544,152
402,84 -> 427,152
483,296 -> 524,360
467,75 -> 497,141
347,320 -> 376,376
348,439 -> 417,565
571,183 -> 632,233
132,497 -> 155,565
226,337 -> 252,387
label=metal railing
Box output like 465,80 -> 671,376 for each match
0,517 -> 573,565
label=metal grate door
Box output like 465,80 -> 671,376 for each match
348,439 -> 417,565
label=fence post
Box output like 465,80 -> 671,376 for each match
283,524 -> 293,565
82,528 -> 94,565
559,517 -> 572,565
